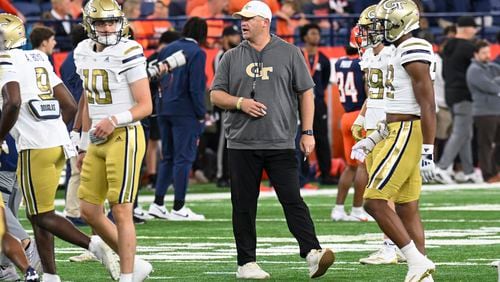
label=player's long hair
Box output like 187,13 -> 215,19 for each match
182,17 -> 208,46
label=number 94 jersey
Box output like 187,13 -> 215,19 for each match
360,45 -> 395,130
74,38 -> 147,128
4,49 -> 70,151
384,37 -> 435,116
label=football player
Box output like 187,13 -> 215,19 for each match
74,0 -> 153,281
330,27 -> 370,222
351,0 -> 437,280
351,5 -> 406,265
0,13 -> 119,282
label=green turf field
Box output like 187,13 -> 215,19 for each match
20,184 -> 500,281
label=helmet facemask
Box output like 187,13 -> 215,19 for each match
357,22 -> 384,48
86,17 -> 124,46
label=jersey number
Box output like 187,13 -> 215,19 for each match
35,67 -> 53,100
336,71 -> 358,103
367,68 -> 384,99
385,65 -> 395,99
83,69 -> 112,104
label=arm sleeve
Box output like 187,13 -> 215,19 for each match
189,50 -> 207,119
292,47 -> 315,94
210,51 -> 230,93
466,65 -> 500,95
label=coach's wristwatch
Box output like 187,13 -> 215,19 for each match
301,129 -> 314,136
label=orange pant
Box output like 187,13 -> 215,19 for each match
341,110 -> 361,167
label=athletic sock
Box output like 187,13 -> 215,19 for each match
334,205 -> 344,212
351,206 -> 364,214
401,241 -> 425,265
120,273 -> 133,282
154,195 -> 164,206
173,200 -> 185,211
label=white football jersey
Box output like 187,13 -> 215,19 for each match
360,45 -> 395,129
384,37 -> 435,116
74,38 -> 147,128
0,51 -> 18,100
6,49 -> 71,151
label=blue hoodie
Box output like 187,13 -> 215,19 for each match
156,38 -> 206,119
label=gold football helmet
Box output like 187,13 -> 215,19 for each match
357,5 -> 383,48
0,14 -> 26,49
82,0 -> 125,46
375,0 -> 420,42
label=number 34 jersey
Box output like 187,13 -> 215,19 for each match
1,49 -> 70,151
74,38 -> 147,128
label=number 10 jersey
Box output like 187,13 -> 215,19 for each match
74,38 -> 147,128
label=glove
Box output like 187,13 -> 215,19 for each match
351,115 -> 365,142
350,121 -> 389,162
420,144 -> 435,183
70,130 -> 80,150
164,50 -> 187,72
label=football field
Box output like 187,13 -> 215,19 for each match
21,183 -> 500,281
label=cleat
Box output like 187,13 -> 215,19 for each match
133,257 -> 153,282
69,250 -> 98,262
169,206 -> 205,221
396,248 -> 407,263
306,248 -> 335,278
421,275 -> 434,282
236,262 -> 270,279
405,257 -> 435,282
359,245 -> 398,265
349,209 -> 375,222
89,236 -> 120,280
330,209 -> 349,221
148,203 -> 170,220
25,239 -> 43,274
134,207 -> 153,221
434,167 -> 455,184
0,264 -> 20,281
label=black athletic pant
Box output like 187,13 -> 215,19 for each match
228,149 -> 321,266
313,99 -> 332,177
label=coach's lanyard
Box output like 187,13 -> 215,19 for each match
303,50 -> 319,77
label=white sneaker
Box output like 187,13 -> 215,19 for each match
236,262 -> 270,279
349,209 -> 375,222
148,203 -> 170,220
306,249 -> 335,278
405,257 -> 435,282
0,265 -> 20,281
89,236 -> 121,280
456,169 -> 484,184
133,258 -> 153,282
359,245 -> 398,265
434,167 -> 455,184
134,207 -> 154,220
169,206 -> 205,221
331,209 -> 349,221
491,260 -> 500,268
25,239 -> 43,274
69,250 -> 98,262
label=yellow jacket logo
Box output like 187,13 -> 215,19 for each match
245,63 -> 273,80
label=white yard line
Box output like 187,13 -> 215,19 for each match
52,183 -> 500,207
